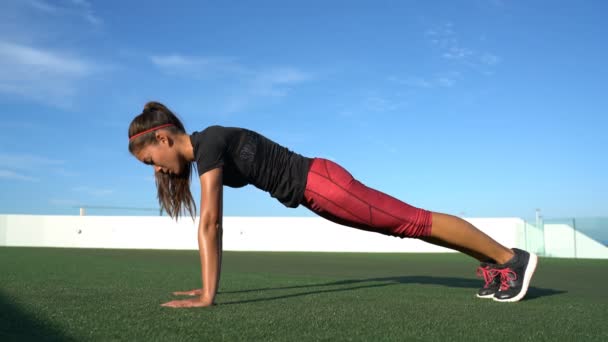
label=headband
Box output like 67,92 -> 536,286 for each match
129,123 -> 175,141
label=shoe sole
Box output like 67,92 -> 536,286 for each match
476,293 -> 495,299
493,252 -> 538,303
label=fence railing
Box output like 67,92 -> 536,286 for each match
74,205 -> 163,216
522,216 -> 607,258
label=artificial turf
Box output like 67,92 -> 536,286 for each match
0,247 -> 606,341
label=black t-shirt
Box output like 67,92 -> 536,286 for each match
190,125 -> 312,208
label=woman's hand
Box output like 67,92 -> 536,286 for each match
161,296 -> 214,308
172,288 -> 202,296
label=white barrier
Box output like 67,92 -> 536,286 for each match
2,214 -> 606,258
543,223 -> 608,259
0,214 -> 529,253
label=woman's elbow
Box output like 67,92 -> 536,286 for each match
199,222 -> 220,234
199,214 -> 221,234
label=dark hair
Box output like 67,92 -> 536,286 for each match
128,101 -> 196,221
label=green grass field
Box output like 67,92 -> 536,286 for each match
1,247 -> 606,341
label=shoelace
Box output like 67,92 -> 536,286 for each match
476,266 -> 499,288
494,268 -> 518,291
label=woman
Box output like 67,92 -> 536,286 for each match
128,102 -> 537,308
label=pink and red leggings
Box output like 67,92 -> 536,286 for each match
301,158 -> 433,238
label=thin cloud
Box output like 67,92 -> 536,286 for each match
24,0 -> 102,26
426,22 -> 501,71
389,72 -> 460,89
231,65 -> 314,111
0,169 -> 39,182
72,186 -> 114,196
151,53 -> 314,113
150,55 -> 244,76
363,95 -> 401,112
150,54 -> 312,88
0,153 -> 64,171
0,121 -> 42,130
0,153 -> 75,179
390,76 -> 433,88
1,1 -> 108,106
338,88 -> 408,118
443,47 -> 474,60
69,0 -> 102,25
52,167 -> 79,177
49,198 -> 81,206
437,77 -> 456,87
0,41 -> 90,75
0,40 -> 98,105
480,53 -> 501,66
251,67 -> 313,97
25,0 -> 58,13
256,67 -> 312,85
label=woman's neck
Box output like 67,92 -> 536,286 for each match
177,133 -> 195,162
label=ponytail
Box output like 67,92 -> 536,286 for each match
128,101 -> 196,221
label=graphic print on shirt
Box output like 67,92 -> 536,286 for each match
239,130 -> 258,163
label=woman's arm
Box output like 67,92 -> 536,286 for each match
198,167 -> 223,304
162,167 -> 223,308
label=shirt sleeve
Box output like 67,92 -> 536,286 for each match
194,125 -> 227,175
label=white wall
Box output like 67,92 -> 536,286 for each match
0,214 -> 527,254
3,214 -> 605,258
543,223 -> 608,259
0,215 -> 6,246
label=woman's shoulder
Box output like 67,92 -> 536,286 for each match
200,124 -> 225,134
192,125 -> 226,137
191,125 -> 247,143
197,125 -> 248,134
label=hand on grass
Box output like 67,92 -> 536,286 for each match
161,297 -> 214,308
172,288 -> 202,296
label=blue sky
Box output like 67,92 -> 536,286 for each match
0,0 -> 606,223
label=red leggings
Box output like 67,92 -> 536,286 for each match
301,158 -> 433,238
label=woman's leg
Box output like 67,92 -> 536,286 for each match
301,158 -> 513,264
420,235 -> 492,262
423,213 -> 513,264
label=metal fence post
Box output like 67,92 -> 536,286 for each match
540,214 -> 545,256
572,218 -> 577,259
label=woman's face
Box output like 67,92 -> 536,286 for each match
134,133 -> 183,176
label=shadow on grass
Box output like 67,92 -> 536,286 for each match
524,287 -> 566,300
0,291 -> 73,341
219,276 -> 565,305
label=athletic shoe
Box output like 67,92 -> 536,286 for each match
475,262 -> 500,299
493,248 -> 538,302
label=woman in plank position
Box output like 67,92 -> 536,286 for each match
128,102 -> 537,308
